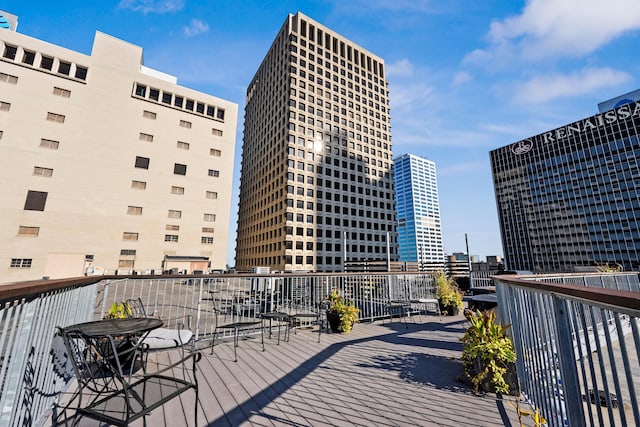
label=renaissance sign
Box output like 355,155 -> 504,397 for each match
511,101 -> 640,155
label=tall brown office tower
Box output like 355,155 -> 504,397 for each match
236,12 -> 397,272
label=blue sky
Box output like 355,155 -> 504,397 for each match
5,0 -> 640,264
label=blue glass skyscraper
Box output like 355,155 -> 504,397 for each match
393,154 -> 444,269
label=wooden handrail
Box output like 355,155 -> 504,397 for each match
492,273 -> 640,313
0,276 -> 106,304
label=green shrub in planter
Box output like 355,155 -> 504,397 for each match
460,309 -> 517,395
435,270 -> 464,315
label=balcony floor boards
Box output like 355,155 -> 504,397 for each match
59,315 -> 522,426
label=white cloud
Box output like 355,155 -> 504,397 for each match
452,71 -> 471,86
118,0 -> 184,14
386,59 -> 414,77
438,161 -> 484,177
183,19 -> 209,37
468,0 -> 640,65
513,68 -> 632,104
388,81 -> 436,110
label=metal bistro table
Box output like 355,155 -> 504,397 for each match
64,318 -> 164,373
59,317 -> 202,426
260,312 -> 290,345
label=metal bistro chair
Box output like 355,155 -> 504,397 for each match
126,298 -> 194,355
57,320 -> 201,426
210,297 -> 264,362
384,300 -> 414,328
287,301 -> 329,343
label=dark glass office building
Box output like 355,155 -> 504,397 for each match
490,100 -> 640,272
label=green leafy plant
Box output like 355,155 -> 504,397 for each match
434,270 -> 463,315
326,290 -> 359,333
104,301 -> 133,319
460,309 -> 517,395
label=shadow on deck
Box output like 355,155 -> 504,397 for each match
57,315 -> 522,426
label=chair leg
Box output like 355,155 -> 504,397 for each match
210,330 -> 218,355
233,327 -> 238,362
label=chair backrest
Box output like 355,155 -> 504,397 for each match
126,298 -> 148,318
57,327 -> 130,394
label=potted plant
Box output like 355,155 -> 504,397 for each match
102,301 -> 136,369
104,301 -> 133,319
434,271 -> 464,315
326,290 -> 359,333
460,309 -> 518,395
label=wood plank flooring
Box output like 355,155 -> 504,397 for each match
61,314 -> 523,426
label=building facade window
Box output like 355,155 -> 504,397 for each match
75,66 -> 88,80
177,141 -> 190,150
179,120 -> 192,128
118,259 -> 135,268
201,236 -> 214,244
120,249 -> 137,256
0,101 -> 10,111
2,44 -> 17,59
143,110 -> 156,119
131,180 -> 146,189
210,148 -> 221,156
127,206 -> 143,215
164,234 -> 179,242
168,209 -> 182,218
135,156 -> 150,169
10,258 -> 32,268
33,167 -> 53,177
22,50 -> 35,65
40,138 -> 60,149
205,191 -> 218,199
139,133 -> 153,142
18,226 -> 39,236
24,191 -> 48,211
40,55 -> 53,70
212,128 -> 223,136
46,112 -> 65,123
208,169 -> 220,177
122,232 -> 139,240
171,186 -> 185,195
0,72 -> 18,84
53,87 -> 71,97
203,213 -> 216,222
174,163 -> 187,175
57,61 -> 71,75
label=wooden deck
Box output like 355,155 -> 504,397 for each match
61,314 -> 523,426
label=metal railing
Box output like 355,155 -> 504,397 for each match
0,272 -> 439,426
495,273 -> 640,427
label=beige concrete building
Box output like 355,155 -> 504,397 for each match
0,15 -> 237,283
236,12 -> 397,272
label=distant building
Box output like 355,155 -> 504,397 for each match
446,252 -> 470,278
393,153 -> 444,271
0,13 -> 238,282
491,94 -> 640,272
598,88 -> 640,113
236,12 -> 397,273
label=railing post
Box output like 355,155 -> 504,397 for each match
552,295 -> 584,425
